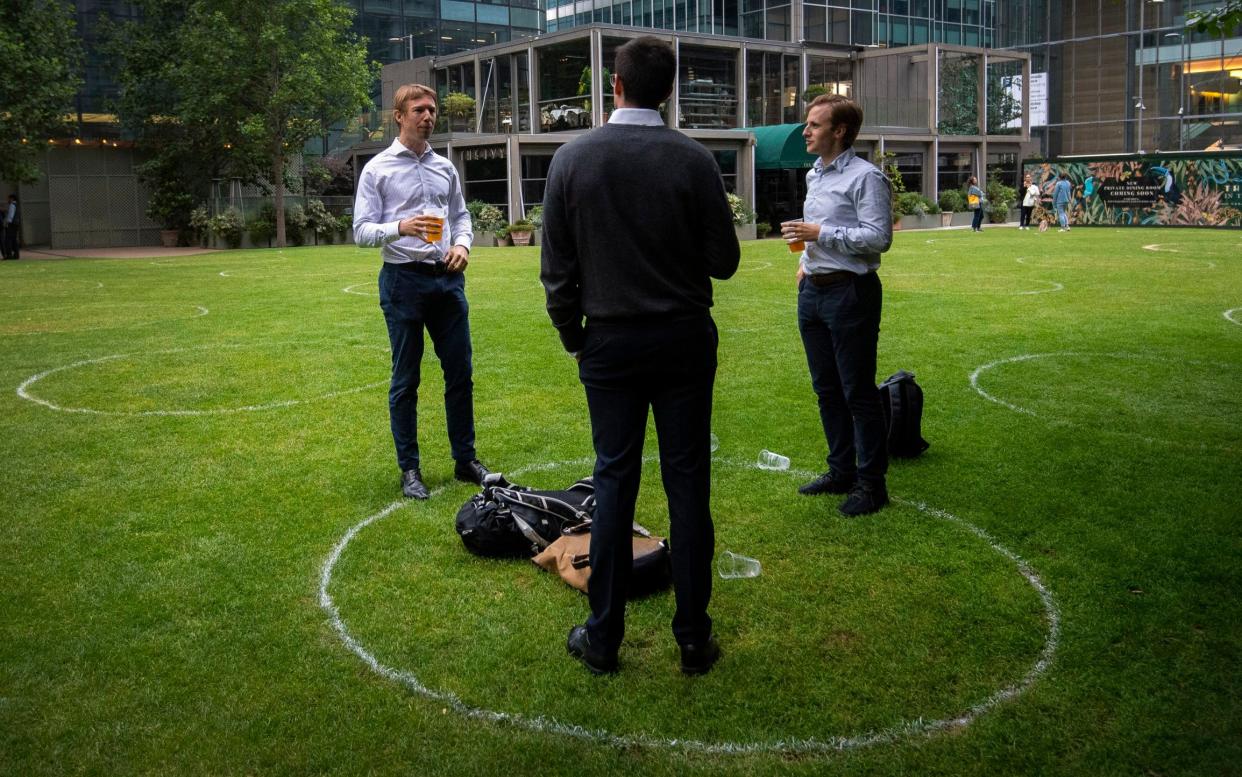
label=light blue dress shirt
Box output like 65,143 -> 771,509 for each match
800,148 -> 893,275
353,138 -> 472,265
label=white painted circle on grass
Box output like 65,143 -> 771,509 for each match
1225,308 -> 1241,327
1142,243 -> 1179,253
342,282 -> 373,297
969,351 -> 1238,451
16,343 -> 386,416
0,302 -> 208,336
736,261 -> 773,273
320,457 -> 1060,755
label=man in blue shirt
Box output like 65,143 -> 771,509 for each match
781,95 -> 892,516
1053,171 -> 1073,231
354,84 -> 490,499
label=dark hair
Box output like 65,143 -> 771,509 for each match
614,37 -> 675,110
1059,171 -> 1068,179
807,94 -> 863,148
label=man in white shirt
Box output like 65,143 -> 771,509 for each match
353,84 -> 489,499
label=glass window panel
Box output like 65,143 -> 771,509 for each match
679,45 -> 739,129
938,51 -> 980,135
440,0 -> 475,21
804,5 -> 827,42
537,40 -> 594,132
765,5 -> 790,41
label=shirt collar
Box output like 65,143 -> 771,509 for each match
389,137 -> 435,159
813,147 -> 857,176
608,108 -> 664,127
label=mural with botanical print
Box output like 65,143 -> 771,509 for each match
1023,154 -> 1242,227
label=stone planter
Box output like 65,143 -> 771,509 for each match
951,212 -> 976,227
734,223 -> 757,241
509,230 -> 533,246
940,212 -> 954,227
898,214 -> 940,231
472,232 -> 501,248
159,229 -> 179,248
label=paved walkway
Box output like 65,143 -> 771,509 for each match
18,246 -> 220,261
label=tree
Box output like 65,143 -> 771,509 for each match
176,0 -> 375,247
1187,1 -> 1242,36
0,0 -> 83,183
936,55 -> 1022,137
106,0 -> 249,235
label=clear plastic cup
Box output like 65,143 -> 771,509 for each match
709,433 -> 720,452
717,550 -> 761,579
423,207 -> 445,242
757,449 -> 790,471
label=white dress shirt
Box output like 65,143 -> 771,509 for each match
353,138 -> 472,264
800,148 -> 893,275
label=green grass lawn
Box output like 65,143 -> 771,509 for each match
1,227 -> 1239,776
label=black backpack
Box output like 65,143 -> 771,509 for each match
455,474 -> 595,558
878,370 -> 930,458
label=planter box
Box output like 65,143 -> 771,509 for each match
472,232 -> 501,248
951,212 -> 976,227
509,230 -> 534,246
734,223 -> 757,241
897,214 -> 940,231
159,230 -> 179,248
940,212 -> 954,227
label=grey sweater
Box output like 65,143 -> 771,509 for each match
540,123 -> 741,353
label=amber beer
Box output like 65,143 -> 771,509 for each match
424,212 -> 445,242
787,239 -> 806,253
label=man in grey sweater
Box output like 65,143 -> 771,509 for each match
541,36 -> 740,676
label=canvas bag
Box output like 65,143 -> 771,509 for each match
532,521 -> 671,599
455,475 -> 595,558
878,369 -> 931,458
967,193 -> 981,210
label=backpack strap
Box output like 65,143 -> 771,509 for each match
492,487 -> 593,527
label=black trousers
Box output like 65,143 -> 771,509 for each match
1019,205 -> 1034,227
578,315 -> 718,652
1,224 -> 17,259
797,271 -> 888,486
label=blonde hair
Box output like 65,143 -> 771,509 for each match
393,83 -> 437,117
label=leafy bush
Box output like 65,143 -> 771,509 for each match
938,189 -> 966,213
756,221 -> 773,238
986,180 -> 1017,210
247,203 -> 275,246
210,208 -> 245,249
285,204 -> 308,246
894,192 -> 940,217
524,205 -> 543,229
466,200 -> 505,233
305,199 -> 338,243
987,201 -> 1012,224
189,206 -> 212,245
337,214 -> 353,240
727,193 -> 755,226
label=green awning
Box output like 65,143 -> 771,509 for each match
747,124 -> 816,170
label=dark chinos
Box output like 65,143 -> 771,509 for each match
378,263 -> 476,471
798,271 -> 888,486
579,316 -> 718,650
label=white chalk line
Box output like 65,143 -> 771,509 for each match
1224,308 -> 1241,327
320,457 -> 1059,755
886,273 -> 1063,296
736,261 -> 774,273
969,351 -> 1238,451
1142,243 -> 1179,253
342,282 -> 373,297
16,343 -> 386,417
0,302 -> 208,336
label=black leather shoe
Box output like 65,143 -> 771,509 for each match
798,470 -> 857,496
401,469 -> 429,500
838,482 -> 889,517
566,625 -> 618,675
679,635 -> 722,676
454,458 -> 490,486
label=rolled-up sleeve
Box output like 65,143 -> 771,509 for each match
353,167 -> 400,248
836,169 -> 892,255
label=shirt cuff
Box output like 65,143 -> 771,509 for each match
453,238 -> 472,253
383,221 -> 402,243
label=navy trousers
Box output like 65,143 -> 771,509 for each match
578,315 -> 718,653
378,264 -> 476,472
971,206 -> 985,231
797,272 -> 888,486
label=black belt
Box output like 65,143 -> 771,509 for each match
807,270 -> 859,288
391,259 -> 447,276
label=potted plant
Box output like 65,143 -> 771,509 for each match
147,187 -> 195,247
209,208 -> 245,249
525,205 -> 543,245
506,219 -> 535,246
443,91 -> 476,132
727,193 -> 756,240
986,180 -> 1018,224
466,200 -> 506,246
938,189 -> 965,227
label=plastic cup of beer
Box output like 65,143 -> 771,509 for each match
423,208 -> 445,242
781,220 -> 805,253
